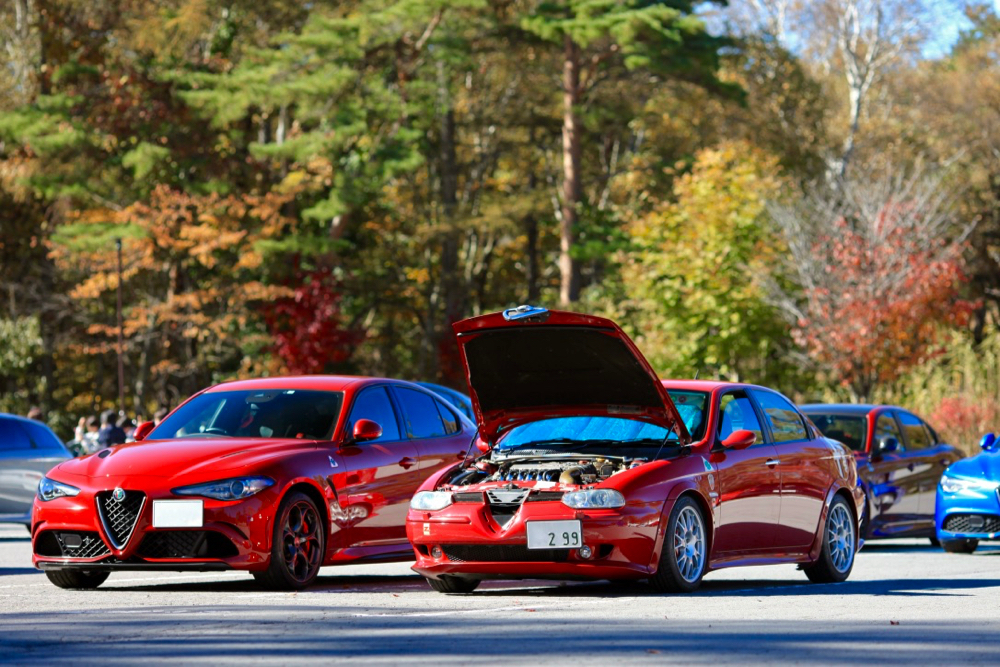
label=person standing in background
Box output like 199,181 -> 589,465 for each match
97,409 -> 126,449
26,406 -> 44,422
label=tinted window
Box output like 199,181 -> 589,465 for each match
752,391 -> 807,443
718,392 -> 764,444
434,400 -> 460,435
0,418 -> 32,450
22,421 -> 66,451
151,389 -> 343,440
898,412 -> 932,450
395,387 -> 446,439
809,414 -> 866,452
348,387 -> 401,442
874,413 -> 902,450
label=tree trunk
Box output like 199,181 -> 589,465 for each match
559,34 -> 582,305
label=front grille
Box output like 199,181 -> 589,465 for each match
96,490 -> 146,548
443,544 -> 570,563
35,531 -> 111,559
136,531 -> 239,559
943,513 -> 1000,534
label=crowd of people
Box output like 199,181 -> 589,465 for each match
25,405 -> 170,456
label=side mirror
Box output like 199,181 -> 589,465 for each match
980,432 -> 997,451
721,429 -> 756,450
351,419 -> 383,443
878,437 -> 899,454
133,421 -> 155,442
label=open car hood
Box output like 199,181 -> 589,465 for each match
453,306 -> 690,445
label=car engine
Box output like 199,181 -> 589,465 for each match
446,457 -> 637,487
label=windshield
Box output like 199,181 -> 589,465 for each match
496,390 -> 708,453
150,389 -> 344,440
807,413 -> 866,452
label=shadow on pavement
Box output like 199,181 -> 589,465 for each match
0,567 -> 40,576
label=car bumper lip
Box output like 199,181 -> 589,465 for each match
406,501 -> 660,580
937,530 -> 1000,540
36,561 -> 233,572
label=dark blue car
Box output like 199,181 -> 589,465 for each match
935,433 -> 1000,553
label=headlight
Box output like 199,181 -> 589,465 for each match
939,475 -> 1000,495
561,488 -> 626,509
172,476 -> 274,501
37,477 -> 80,502
410,491 -> 453,511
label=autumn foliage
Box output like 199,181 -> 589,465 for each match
264,267 -> 361,376
791,203 -> 973,400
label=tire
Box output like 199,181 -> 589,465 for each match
940,538 -> 978,554
804,495 -> 856,584
45,569 -> 110,590
929,536 -> 940,547
253,491 -> 325,590
425,576 -> 480,594
649,496 -> 708,594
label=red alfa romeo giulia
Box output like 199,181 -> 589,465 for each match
32,377 -> 475,589
407,306 -> 864,593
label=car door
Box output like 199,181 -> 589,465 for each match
711,390 -> 781,553
390,386 -> 469,473
0,417 -> 66,520
751,390 -> 828,550
897,411 -> 948,527
332,385 -> 421,548
866,410 -> 921,535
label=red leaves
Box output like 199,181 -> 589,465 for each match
264,267 -> 362,375
794,205 -> 972,398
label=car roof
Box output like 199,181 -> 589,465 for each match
800,404 -> 904,415
205,375 -> 406,393
659,379 -> 768,392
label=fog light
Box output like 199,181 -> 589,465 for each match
431,546 -> 443,559
578,545 -> 593,559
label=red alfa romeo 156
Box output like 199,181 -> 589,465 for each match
407,306 -> 864,593
32,376 -> 475,589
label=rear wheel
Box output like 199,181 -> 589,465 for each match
649,496 -> 707,594
804,495 -> 856,583
940,538 -> 978,554
45,569 -> 110,590
425,576 -> 480,594
254,492 -> 325,590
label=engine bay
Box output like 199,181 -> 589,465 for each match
445,456 -> 644,487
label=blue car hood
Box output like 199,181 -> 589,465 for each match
946,450 -> 1000,481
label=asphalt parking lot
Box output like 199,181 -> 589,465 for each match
0,525 -> 998,665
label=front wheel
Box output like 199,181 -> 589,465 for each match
426,576 -> 479,594
649,496 -> 708,594
940,538 -> 978,554
45,569 -> 110,590
804,495 -> 856,583
254,491 -> 325,590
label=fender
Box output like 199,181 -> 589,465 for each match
645,476 -> 715,574
807,481 -> 865,561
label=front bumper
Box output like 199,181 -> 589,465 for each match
935,488 -> 1000,542
406,495 -> 664,581
31,484 -> 278,572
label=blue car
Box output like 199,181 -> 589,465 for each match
935,433 -> 1000,553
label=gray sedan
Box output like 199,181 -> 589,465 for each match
0,414 -> 73,528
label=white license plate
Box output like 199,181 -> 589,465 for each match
152,500 -> 203,528
526,520 -> 582,550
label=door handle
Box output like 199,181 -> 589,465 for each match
398,457 -> 416,470
455,452 -> 466,460
765,459 -> 780,467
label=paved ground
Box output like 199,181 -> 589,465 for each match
0,525 -> 998,665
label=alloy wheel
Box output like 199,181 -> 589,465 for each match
672,505 -> 706,583
281,501 -> 322,583
827,502 -> 855,573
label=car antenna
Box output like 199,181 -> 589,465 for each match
694,369 -> 700,380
